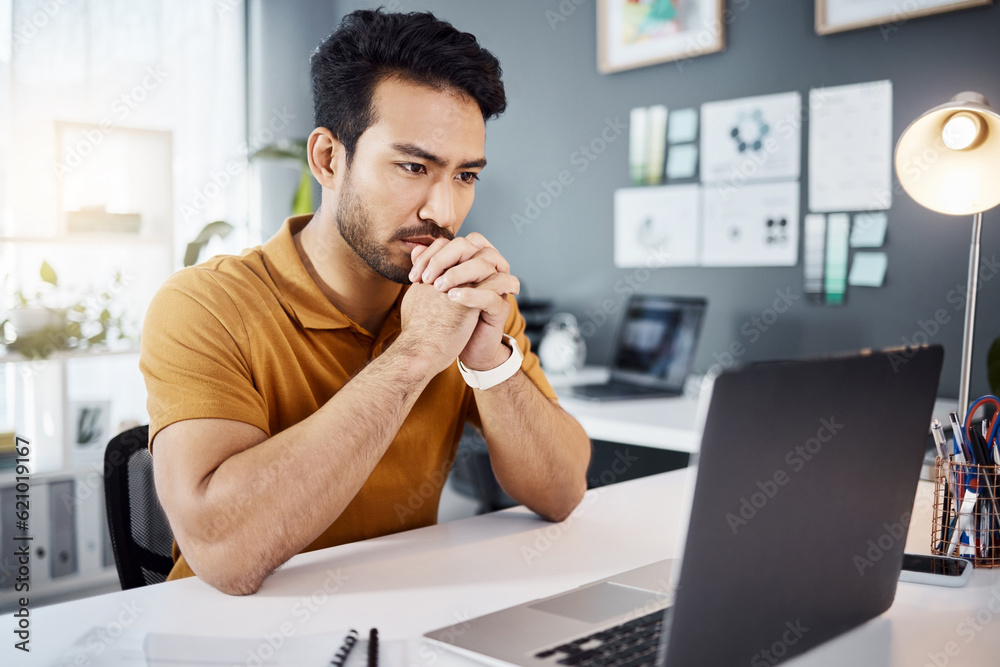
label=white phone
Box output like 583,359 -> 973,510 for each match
898,553 -> 972,587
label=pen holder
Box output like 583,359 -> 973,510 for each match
931,457 -> 1000,567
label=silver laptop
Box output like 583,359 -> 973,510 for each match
569,295 -> 706,401
426,345 -> 943,666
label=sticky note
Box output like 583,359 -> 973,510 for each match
850,212 -> 888,248
666,144 -> 698,180
848,251 -> 888,287
668,108 -> 698,144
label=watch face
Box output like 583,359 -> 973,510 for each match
540,329 -> 584,374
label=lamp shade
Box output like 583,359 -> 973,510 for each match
895,92 -> 1000,216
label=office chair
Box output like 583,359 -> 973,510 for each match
103,424 -> 175,589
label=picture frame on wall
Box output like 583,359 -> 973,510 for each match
815,0 -> 992,35
69,400 -> 111,466
598,0 -> 725,74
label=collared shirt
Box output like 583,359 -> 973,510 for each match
139,215 -> 556,581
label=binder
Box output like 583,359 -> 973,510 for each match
49,480 -> 78,578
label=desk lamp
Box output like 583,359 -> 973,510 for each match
895,92 -> 1000,417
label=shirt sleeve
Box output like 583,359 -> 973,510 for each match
139,269 -> 270,451
466,295 -> 558,428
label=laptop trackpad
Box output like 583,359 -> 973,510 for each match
528,582 -> 660,624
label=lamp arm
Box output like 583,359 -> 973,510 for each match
959,211 -> 983,418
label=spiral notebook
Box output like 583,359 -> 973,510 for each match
56,626 -> 408,666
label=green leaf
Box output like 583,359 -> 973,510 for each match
40,261 -> 58,286
292,165 -> 314,216
88,330 -> 107,345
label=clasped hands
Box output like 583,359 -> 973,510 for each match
401,232 -> 520,374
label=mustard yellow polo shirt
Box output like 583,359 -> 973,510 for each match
139,214 -> 556,581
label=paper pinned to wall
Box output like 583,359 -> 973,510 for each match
809,80 -> 893,212
850,211 -> 888,247
848,251 -> 888,287
614,185 -> 701,268
700,91 -> 802,184
668,107 -> 698,144
666,143 -> 698,179
700,181 -> 800,267
825,213 -> 850,304
804,213 -> 827,299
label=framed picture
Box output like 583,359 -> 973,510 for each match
69,400 -> 111,465
598,0 -> 725,74
815,0 -> 992,35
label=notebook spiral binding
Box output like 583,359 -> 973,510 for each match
330,629 -> 359,667
368,628 -> 379,667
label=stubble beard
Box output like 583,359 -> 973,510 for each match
335,172 -> 412,284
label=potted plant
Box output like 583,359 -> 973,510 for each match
1,261 -> 131,360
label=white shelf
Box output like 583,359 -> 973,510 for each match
0,346 -> 140,365
0,235 -> 170,245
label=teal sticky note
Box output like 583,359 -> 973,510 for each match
848,251 -> 888,287
850,212 -> 888,248
666,144 -> 698,179
668,108 -> 698,144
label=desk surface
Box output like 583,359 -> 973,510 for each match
550,368 -> 959,455
8,470 -> 999,667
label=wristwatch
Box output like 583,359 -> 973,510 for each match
457,334 -> 524,390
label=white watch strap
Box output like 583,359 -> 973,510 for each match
457,334 -> 524,390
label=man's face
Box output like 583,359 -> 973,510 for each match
334,76 -> 487,284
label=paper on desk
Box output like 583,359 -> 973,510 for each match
54,627 -> 416,667
848,251 -> 888,287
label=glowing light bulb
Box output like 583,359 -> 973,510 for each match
942,112 -> 982,151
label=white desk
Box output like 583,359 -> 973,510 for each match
548,368 -> 702,452
549,368 -> 959,458
7,470 -> 999,667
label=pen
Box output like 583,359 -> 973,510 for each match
949,411 -> 968,463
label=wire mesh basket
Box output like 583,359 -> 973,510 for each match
932,457 -> 1000,567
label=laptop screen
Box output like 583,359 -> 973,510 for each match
610,296 -> 706,389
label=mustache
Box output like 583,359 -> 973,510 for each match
391,225 -> 455,243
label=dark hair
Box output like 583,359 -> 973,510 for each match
310,9 -> 507,163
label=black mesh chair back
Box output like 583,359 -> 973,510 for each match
103,425 -> 175,589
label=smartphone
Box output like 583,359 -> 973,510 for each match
898,553 -> 972,587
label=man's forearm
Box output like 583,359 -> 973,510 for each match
475,371 -> 590,521
181,341 -> 433,594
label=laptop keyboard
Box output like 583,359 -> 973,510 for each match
532,610 -> 666,667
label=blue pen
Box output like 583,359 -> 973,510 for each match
949,411 -> 969,463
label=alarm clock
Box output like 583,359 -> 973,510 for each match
538,313 -> 586,374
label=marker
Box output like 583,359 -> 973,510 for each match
931,419 -> 947,460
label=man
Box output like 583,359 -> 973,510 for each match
140,9 -> 590,596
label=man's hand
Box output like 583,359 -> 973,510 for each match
407,232 -> 520,370
398,283 -> 481,375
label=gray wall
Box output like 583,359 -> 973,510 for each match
255,0 -> 1000,401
